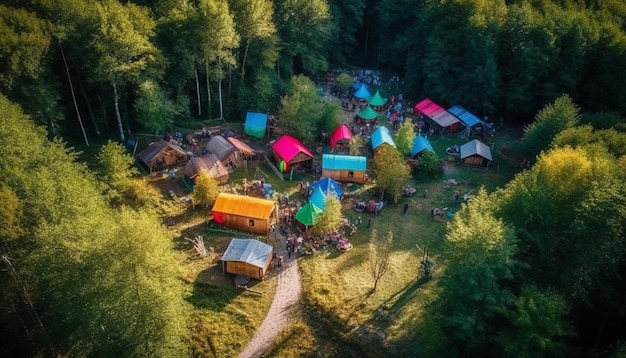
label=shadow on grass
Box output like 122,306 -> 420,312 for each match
185,266 -> 263,311
378,276 -> 430,314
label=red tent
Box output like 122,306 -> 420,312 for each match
329,124 -> 353,151
271,134 -> 314,169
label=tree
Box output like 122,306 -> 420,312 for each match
412,150 -> 441,181
133,80 -> 176,134
395,120 -> 416,157
372,145 -> 410,203
310,195 -> 343,236
193,171 -> 219,208
349,135 -> 364,156
333,73 -> 353,94
369,230 -> 393,292
522,94 -> 581,159
277,75 -> 324,143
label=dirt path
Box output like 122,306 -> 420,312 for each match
239,239 -> 301,358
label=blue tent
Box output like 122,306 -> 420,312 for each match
410,134 -> 435,157
244,112 -> 268,138
447,105 -> 481,127
309,186 -> 327,209
310,177 -> 344,199
354,84 -> 371,99
371,126 -> 396,151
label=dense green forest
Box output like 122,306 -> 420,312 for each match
2,0 -> 626,357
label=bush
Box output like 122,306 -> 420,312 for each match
412,150 -> 441,180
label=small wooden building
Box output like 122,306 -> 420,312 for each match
136,139 -> 188,173
184,154 -> 229,184
205,135 -> 241,168
211,193 -> 277,234
271,134 -> 313,170
370,126 -> 396,155
221,238 -> 274,279
460,139 -> 492,168
329,124 -> 353,153
227,137 -> 257,161
321,154 -> 367,184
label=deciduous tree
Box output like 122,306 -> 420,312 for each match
193,171 -> 219,208
372,145 -> 410,202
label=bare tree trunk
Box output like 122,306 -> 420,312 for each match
78,76 -> 100,136
240,39 -> 250,78
219,79 -> 224,122
112,82 -> 125,141
60,44 -> 89,146
195,66 -> 201,116
205,60 -> 211,118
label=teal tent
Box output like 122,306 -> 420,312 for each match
244,112 -> 268,138
309,186 -> 327,209
356,105 -> 379,122
295,202 -> 323,227
367,90 -> 387,107
354,84 -> 371,99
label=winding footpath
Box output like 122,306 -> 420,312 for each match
239,247 -> 301,358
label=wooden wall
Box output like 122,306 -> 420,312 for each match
322,169 -> 366,184
222,214 -> 270,234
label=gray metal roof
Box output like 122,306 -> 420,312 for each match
460,139 -> 492,161
221,238 -> 273,268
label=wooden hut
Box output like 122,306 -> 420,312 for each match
184,154 -> 229,184
370,126 -> 396,154
136,139 -> 188,173
271,134 -> 313,170
205,135 -> 241,168
322,154 -> 367,184
460,139 -> 492,168
227,137 -> 257,161
211,193 -> 277,234
221,238 -> 274,279
329,124 -> 353,153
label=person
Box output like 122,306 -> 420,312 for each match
356,216 -> 362,225
403,203 -> 409,214
423,189 -> 428,198
367,216 -> 372,228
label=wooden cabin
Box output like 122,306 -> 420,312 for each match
205,135 -> 241,168
211,193 -> 277,234
136,139 -> 188,173
184,154 -> 229,184
460,139 -> 492,168
271,134 -> 313,170
221,238 -> 274,279
321,154 -> 367,184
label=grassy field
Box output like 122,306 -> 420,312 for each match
152,125 -> 523,357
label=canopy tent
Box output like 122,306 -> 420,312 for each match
330,124 -> 353,150
184,154 -> 229,183
410,134 -> 435,157
460,139 -> 492,167
352,81 -> 364,90
371,126 -> 396,151
414,98 -> 462,134
367,90 -> 387,107
356,105 -> 379,122
447,105 -> 494,139
310,177 -> 344,199
221,238 -> 274,279
244,112 -> 268,138
271,134 -> 313,168
295,202 -> 323,227
309,186 -> 327,209
354,84 -> 372,99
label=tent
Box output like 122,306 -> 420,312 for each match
356,105 -> 379,123
205,135 -> 240,167
295,202 -> 324,227
354,84 -> 371,99
321,154 -> 367,184
136,139 -> 188,173
330,124 -> 353,152
371,126 -> 396,152
447,105 -> 485,138
310,177 -> 344,199
244,112 -> 268,138
414,98 -> 462,135
211,193 -> 277,234
221,238 -> 274,279
460,139 -> 492,168
367,90 -> 387,109
271,134 -> 313,169
308,186 -> 327,209
184,154 -> 229,183
410,134 -> 435,158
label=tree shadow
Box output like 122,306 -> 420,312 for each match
378,276 -> 430,314
185,267 -> 262,311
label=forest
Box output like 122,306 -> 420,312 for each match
1,0 -> 626,357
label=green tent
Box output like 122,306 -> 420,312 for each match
295,202 -> 323,227
367,90 -> 387,107
356,105 -> 379,121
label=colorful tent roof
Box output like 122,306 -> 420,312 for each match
309,186 -> 327,209
410,134 -> 435,157
310,177 -> 344,199
212,193 -> 276,219
354,84 -> 372,99
460,139 -> 492,161
322,154 -> 367,171
221,238 -> 273,268
367,90 -> 387,106
414,98 -> 461,128
184,154 -> 229,181
330,124 -> 353,149
244,112 -> 268,138
356,105 -> 379,121
295,202 -> 323,227
271,135 -> 313,163
353,81 -> 364,90
447,105 -> 481,127
371,126 -> 396,150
